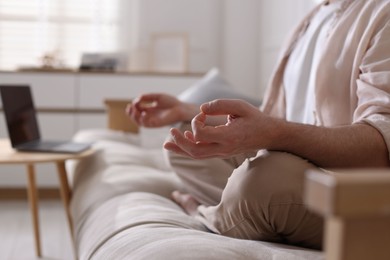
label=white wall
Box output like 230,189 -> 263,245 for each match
119,0 -> 223,73
119,0 -> 315,99
220,0 -> 261,98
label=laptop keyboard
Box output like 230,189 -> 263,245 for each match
16,139 -> 91,153
21,141 -> 67,149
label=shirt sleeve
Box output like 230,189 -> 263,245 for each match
354,20 -> 390,158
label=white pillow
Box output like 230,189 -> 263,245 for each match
179,68 -> 261,107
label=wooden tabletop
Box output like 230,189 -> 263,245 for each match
0,139 -> 96,164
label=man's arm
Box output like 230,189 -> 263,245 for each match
127,93 -> 199,127
165,99 -> 390,168
269,120 -> 390,168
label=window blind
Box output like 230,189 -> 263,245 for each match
0,0 -> 120,70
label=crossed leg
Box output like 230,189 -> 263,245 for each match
167,145 -> 324,249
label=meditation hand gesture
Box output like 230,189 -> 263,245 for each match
164,99 -> 275,159
126,93 -> 198,128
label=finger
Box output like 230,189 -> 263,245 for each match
191,114 -> 228,143
134,94 -> 161,110
140,109 -> 178,127
191,112 -> 206,137
136,101 -> 158,112
169,128 -> 223,159
163,128 -> 191,157
170,128 -> 194,146
200,99 -> 251,116
163,141 -> 192,157
129,105 -> 142,125
126,103 -> 136,122
184,130 -> 195,142
139,111 -> 156,127
125,103 -> 132,116
132,96 -> 144,110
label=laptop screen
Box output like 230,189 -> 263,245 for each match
0,86 -> 40,147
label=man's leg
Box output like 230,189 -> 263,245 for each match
197,150 -> 324,249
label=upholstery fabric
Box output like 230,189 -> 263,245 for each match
178,68 -> 262,107
68,129 -> 324,260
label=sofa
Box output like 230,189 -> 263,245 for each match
67,126 -> 324,260
67,69 -> 390,259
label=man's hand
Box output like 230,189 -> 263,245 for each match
164,99 -> 275,159
163,98 -> 389,168
126,93 -> 198,128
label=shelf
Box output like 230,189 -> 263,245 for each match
0,69 -> 204,78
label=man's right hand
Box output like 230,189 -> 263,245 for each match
126,93 -> 198,128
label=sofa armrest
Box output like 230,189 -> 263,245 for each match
104,99 -> 139,134
305,169 -> 390,260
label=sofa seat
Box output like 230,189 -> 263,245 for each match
67,129 -> 324,260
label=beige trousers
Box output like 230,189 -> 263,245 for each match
165,124 -> 324,250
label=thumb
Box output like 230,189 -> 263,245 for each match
200,99 -> 247,116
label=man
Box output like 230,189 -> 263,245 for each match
127,0 -> 390,249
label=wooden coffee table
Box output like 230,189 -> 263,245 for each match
0,139 -> 95,258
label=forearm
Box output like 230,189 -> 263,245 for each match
266,120 -> 390,168
180,103 -> 200,121
167,99 -> 390,165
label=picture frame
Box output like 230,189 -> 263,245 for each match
150,33 -> 189,73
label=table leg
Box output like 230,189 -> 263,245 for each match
56,161 -> 77,259
26,163 -> 42,257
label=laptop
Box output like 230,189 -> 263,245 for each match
0,85 -> 91,153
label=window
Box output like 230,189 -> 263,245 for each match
0,0 -> 120,70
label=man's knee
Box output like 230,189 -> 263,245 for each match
200,151 -> 324,249
225,151 -> 316,206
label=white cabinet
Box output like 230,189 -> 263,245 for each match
79,74 -> 198,108
0,73 -> 77,108
0,71 -> 201,187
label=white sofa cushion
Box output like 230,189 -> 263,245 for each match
78,192 -> 324,260
178,68 -> 262,107
69,130 -> 182,225
69,129 -> 324,260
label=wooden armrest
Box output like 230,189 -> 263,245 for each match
305,169 -> 390,217
104,99 -> 139,134
305,169 -> 390,260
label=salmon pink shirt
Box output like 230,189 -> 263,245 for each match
261,0 -> 390,158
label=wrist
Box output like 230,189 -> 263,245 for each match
180,103 -> 199,122
261,117 -> 290,150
